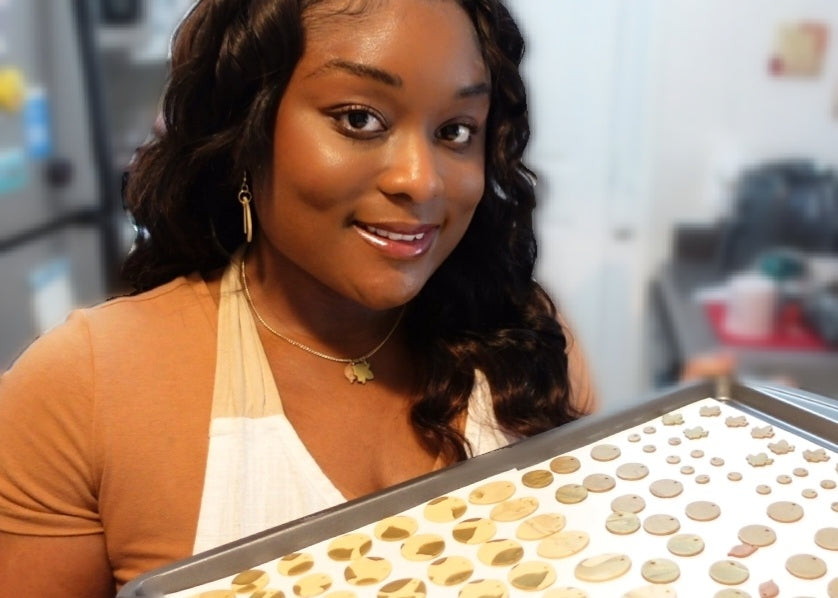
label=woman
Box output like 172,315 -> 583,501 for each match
0,0 -> 595,594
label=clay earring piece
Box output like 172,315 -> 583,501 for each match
238,171 -> 253,243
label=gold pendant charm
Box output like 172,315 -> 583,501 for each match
344,359 -> 374,384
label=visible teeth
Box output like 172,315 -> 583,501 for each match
364,225 -> 425,242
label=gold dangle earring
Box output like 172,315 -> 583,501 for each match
238,171 -> 253,243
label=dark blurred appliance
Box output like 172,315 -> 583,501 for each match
716,160 -> 838,273
0,1 -> 122,369
97,0 -> 142,25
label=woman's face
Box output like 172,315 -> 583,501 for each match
255,0 -> 490,310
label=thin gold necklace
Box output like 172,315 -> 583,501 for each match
239,253 -> 404,384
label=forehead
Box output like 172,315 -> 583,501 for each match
299,0 -> 486,79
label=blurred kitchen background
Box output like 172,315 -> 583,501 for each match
1,0 -> 837,409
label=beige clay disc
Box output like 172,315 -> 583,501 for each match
727,472 -> 743,482
802,488 -> 818,499
628,433 -> 642,443
327,534 -> 373,561
490,497 -> 539,522
710,457 -> 725,467
516,513 -> 566,540
623,585 -> 678,597
476,539 -> 525,567
755,484 -> 771,495
374,516 -> 418,542
737,525 -> 776,547
690,449 -> 705,458
293,573 -> 333,598
643,425 -> 657,434
640,558 -> 680,584
815,527 -> 838,550
617,463 -> 650,481
574,553 -> 632,582
343,556 -> 392,586
590,444 -> 621,462
424,496 -> 467,523
828,577 -> 838,598
507,561 -> 556,592
708,560 -> 749,585
401,534 -> 446,561
649,479 -> 684,499
427,556 -> 474,587
685,500 -> 721,522
643,444 -> 657,454
785,553 -> 827,579
679,466 -> 695,475
555,484 -> 588,505
550,455 -> 581,474
793,467 -> 809,477
277,552 -> 315,576
695,474 -> 710,484
667,533 -> 705,557
668,437 -> 681,446
833,501 -> 838,512
776,474 -> 792,484
469,481 -> 517,505
713,590 -> 751,597
766,500 -> 804,523
231,570 -> 269,593
605,512 -> 641,535
821,479 -> 837,490
643,514 -> 680,536
377,578 -> 427,598
458,579 -> 508,598
521,469 -> 554,489
583,473 -> 616,493
611,494 -> 646,514
452,518 -> 496,545
666,456 -> 681,465
543,587 -> 588,598
537,531 -> 590,559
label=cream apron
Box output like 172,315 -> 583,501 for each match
192,254 -> 517,554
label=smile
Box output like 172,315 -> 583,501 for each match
361,225 -> 426,242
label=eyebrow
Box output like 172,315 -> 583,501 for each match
310,58 -> 490,99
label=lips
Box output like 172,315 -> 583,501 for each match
354,222 -> 438,258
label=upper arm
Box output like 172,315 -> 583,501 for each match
0,532 -> 114,598
559,315 -> 599,415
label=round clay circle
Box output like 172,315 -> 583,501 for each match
793,467 -> 809,477
667,533 -> 705,557
377,578 -> 426,598
766,501 -> 804,523
327,534 -> 372,561
516,513 -> 566,541
665,456 -> 681,465
424,496 -> 467,523
821,479 -> 837,490
521,469 -> 554,489
802,488 -> 818,499
605,512 -> 641,535
343,556 -> 392,586
685,500 -> 721,521
452,518 -> 496,545
755,484 -> 771,495
590,444 -> 621,462
628,433 -> 641,443
574,553 -> 631,582
737,525 -> 776,547
537,531 -> 590,559
643,514 -> 680,536
785,553 -> 827,580
680,465 -> 695,475
277,552 -> 315,576
829,577 -> 838,598
640,558 -> 680,584
695,474 -> 710,484
776,474 -> 792,485
374,516 -> 418,542
401,534 -> 446,562
583,473 -> 616,493
616,463 -> 649,481
727,472 -> 743,482
690,449 -> 705,458
555,484 -> 588,505
490,497 -> 539,522
708,560 -> 749,585
427,556 -> 474,587
458,579 -> 507,598
611,494 -> 646,514
643,445 -> 657,454
649,479 -> 684,499
643,426 -> 657,434
710,457 -> 725,467
469,481 -> 516,505
550,456 -> 581,474
814,527 -> 838,550
477,539 -> 525,567
508,561 -> 556,592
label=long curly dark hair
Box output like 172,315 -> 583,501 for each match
122,0 -> 580,462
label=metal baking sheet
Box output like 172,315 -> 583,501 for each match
118,379 -> 838,597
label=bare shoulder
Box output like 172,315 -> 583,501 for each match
0,532 -> 114,597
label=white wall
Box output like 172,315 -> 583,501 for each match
508,0 -> 838,408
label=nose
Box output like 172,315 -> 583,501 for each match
377,130 -> 444,203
